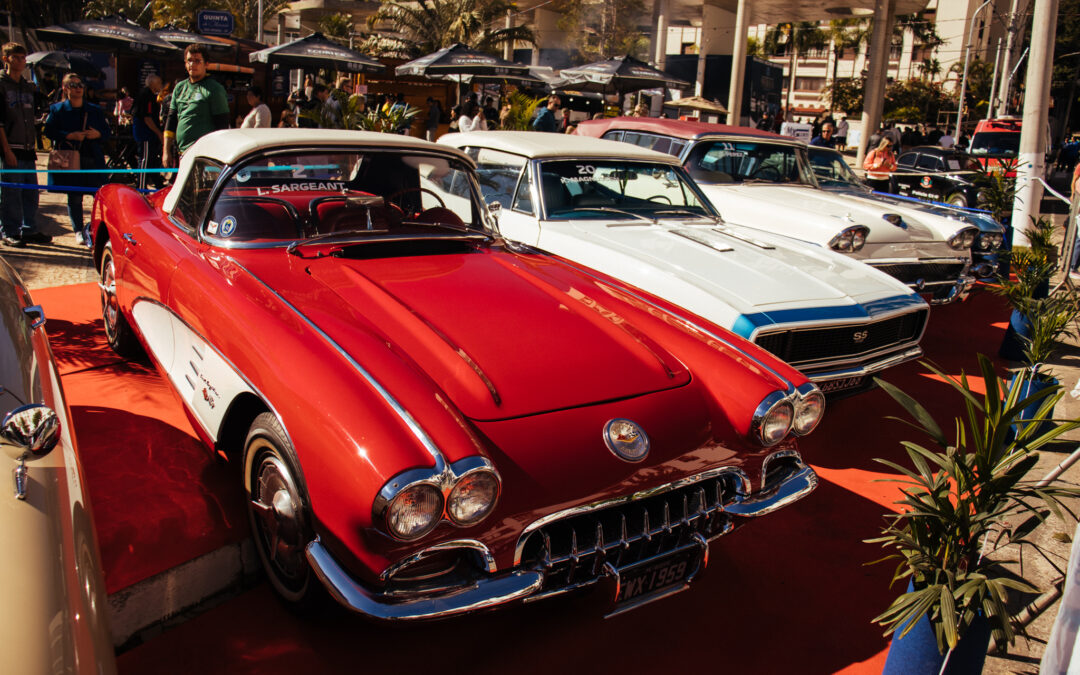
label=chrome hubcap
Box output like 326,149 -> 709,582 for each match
250,449 -> 305,581
100,255 -> 120,338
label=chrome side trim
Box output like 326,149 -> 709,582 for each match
230,259 -> 448,472
307,537 -> 543,621
380,539 -> 497,582
723,462 -> 817,518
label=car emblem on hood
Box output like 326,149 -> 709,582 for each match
604,419 -> 650,462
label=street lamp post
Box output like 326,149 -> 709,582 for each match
955,0 -> 992,139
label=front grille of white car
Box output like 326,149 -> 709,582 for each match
753,309 -> 928,367
867,262 -> 967,287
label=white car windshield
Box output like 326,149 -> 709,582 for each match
684,140 -> 815,186
806,147 -> 864,189
203,150 -> 485,243
538,160 -> 712,220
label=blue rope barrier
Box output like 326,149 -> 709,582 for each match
0,181 -> 156,194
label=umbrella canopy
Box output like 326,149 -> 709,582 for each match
664,95 -> 728,115
154,25 -> 236,55
35,16 -> 180,56
395,43 -> 530,79
25,51 -> 104,78
558,55 -> 690,95
249,33 -> 383,74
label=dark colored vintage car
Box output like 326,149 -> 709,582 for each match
90,129 -> 824,620
0,258 -> 116,673
889,146 -> 984,208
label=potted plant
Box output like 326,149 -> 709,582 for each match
996,216 -> 1068,361
869,356 -> 1080,675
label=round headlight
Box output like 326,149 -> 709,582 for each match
387,484 -> 443,540
754,395 -> 794,446
447,470 -> 500,526
851,229 -> 867,251
793,391 -> 825,436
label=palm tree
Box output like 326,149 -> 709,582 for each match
917,57 -> 941,81
319,12 -> 354,46
825,18 -> 868,114
84,0 -> 153,26
765,21 -> 827,111
366,0 -> 534,58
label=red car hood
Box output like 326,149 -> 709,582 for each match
259,246 -> 690,422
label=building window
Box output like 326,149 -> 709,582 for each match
794,76 -> 826,91
803,47 -> 828,59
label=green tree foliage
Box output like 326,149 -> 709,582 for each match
764,21 -> 826,108
319,12 -> 354,45
553,0 -> 649,63
949,57 -> 994,120
824,76 -> 865,115
883,78 -> 955,123
217,0 -> 292,40
84,0 -> 152,26
366,0 -> 534,59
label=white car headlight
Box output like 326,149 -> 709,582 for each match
976,232 -> 1004,251
387,483 -> 444,540
752,392 -> 794,446
948,227 -> 979,250
793,390 -> 825,436
447,470 -> 500,526
828,226 -> 870,253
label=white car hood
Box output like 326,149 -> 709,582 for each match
538,217 -> 918,331
703,184 -> 945,244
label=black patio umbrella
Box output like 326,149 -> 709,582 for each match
395,43 -> 530,79
26,51 -> 104,78
154,25 -> 237,56
557,55 -> 690,95
35,16 -> 180,57
249,33 -> 383,74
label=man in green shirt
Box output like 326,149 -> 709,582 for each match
163,45 -> 229,167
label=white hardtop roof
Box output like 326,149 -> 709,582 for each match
164,128 -> 472,215
440,131 -> 683,164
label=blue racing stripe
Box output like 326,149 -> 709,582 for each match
731,293 -> 925,338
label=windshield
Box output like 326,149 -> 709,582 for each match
538,160 -> 713,220
806,148 -> 864,189
969,132 -> 1020,156
205,149 -> 486,244
683,140 -> 815,186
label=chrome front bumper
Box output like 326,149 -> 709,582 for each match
306,456 -> 817,621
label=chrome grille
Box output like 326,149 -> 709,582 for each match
754,309 -> 928,366
516,471 -> 743,601
869,262 -> 966,285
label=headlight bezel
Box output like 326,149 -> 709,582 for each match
375,457 -> 502,542
751,391 -> 795,447
792,384 -> 826,436
948,226 -> 979,250
446,468 -> 501,526
828,225 -> 870,253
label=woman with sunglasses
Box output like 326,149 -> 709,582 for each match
44,72 -> 110,245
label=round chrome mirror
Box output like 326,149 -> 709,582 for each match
1,404 -> 60,462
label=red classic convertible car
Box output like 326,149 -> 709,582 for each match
90,129 -> 824,620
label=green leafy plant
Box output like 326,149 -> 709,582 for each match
972,157 -> 1018,222
301,90 -> 420,133
500,91 -> 544,131
868,356 -> 1080,655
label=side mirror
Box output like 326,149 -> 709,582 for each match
2,404 -> 60,500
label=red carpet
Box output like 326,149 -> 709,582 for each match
38,283 -> 1014,673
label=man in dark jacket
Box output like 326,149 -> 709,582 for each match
531,95 -> 560,132
0,42 -> 48,246
132,74 -> 164,189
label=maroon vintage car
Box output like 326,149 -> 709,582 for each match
90,129 -> 823,620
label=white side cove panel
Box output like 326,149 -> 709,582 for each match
131,301 -> 254,441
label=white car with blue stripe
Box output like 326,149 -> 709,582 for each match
440,132 -> 929,395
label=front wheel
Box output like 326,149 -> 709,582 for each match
99,241 -> 142,357
244,412 -> 322,609
946,192 -> 968,208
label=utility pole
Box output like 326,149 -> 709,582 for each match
987,37 -> 1002,119
1010,0 -> 1058,245
996,0 -> 1029,116
955,0 -> 992,138
257,0 -> 264,43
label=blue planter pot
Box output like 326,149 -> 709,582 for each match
882,585 -> 992,675
1008,371 -> 1059,439
999,309 -> 1032,362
